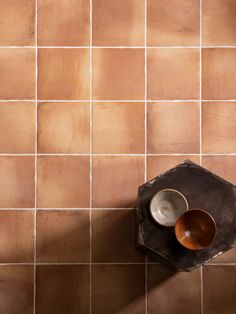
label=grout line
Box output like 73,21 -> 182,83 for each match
200,0 -> 203,168
2,45 -> 236,49
201,266 -> 204,314
200,2 -> 203,313
0,208 -> 136,211
144,1 -> 148,314
33,0 -> 38,312
89,1 -> 93,314
1,261 -> 236,266
206,263 -> 236,266
2,153 -> 236,157
1,99 -> 236,103
0,262 -> 148,266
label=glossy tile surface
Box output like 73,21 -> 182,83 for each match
0,0 -> 35,45
93,102 -> 145,153
37,210 -> 90,262
92,265 -> 145,314
0,211 -> 34,262
202,48 -> 236,100
147,264 -> 201,314
202,102 -> 236,153
0,266 -> 33,314
93,49 -> 145,100
0,157 -> 35,208
38,0 -> 90,46
37,156 -> 90,208
36,265 -> 89,314
202,156 -> 236,185
147,102 -> 200,153
203,266 -> 236,314
0,102 -> 35,153
147,49 -> 200,100
148,0 -> 200,46
38,48 -> 90,100
147,155 -> 200,180
93,0 -> 144,46
203,0 -> 236,45
92,210 -> 144,262
92,156 -> 144,208
0,49 -> 35,99
38,102 -> 90,153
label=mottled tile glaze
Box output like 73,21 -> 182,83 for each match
202,49 -> 236,100
38,0 -> 90,46
0,102 -> 35,153
0,157 -> 35,208
93,0 -> 144,46
147,49 -> 200,100
93,102 -> 145,153
38,48 -> 90,100
38,102 -> 90,153
92,265 -> 145,314
0,49 -> 35,99
147,102 -> 200,153
37,156 -> 90,208
0,0 -> 35,45
37,210 -> 90,262
93,48 -> 145,100
92,156 -> 144,208
148,0 -> 200,46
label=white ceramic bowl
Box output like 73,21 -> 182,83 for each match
150,189 -> 188,227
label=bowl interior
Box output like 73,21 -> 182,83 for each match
150,189 -> 188,227
175,209 -> 216,250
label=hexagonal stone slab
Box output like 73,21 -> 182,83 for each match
137,160 -> 236,271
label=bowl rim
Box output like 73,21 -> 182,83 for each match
149,188 -> 189,227
175,208 -> 217,250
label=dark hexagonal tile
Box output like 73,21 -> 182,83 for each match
137,160 -> 236,271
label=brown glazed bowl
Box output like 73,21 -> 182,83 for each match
175,209 -> 216,250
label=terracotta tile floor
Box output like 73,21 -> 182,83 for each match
0,0 -> 236,313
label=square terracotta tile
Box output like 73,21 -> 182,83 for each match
147,155 -> 200,180
203,0 -> 236,45
38,48 -> 90,100
0,102 -> 35,153
203,265 -> 236,314
147,264 -> 201,314
92,265 -> 145,314
92,156 -> 144,208
38,102 -> 90,153
93,49 -> 145,100
0,49 -> 35,100
37,210 -> 90,262
93,102 -> 145,153
0,266 -> 33,314
92,210 -> 144,262
148,0 -> 200,46
202,102 -> 236,153
210,247 -> 236,263
0,211 -> 34,263
93,0 -> 144,46
37,156 -> 90,208
147,102 -> 200,153
0,157 -> 35,208
202,48 -> 236,100
202,156 -> 236,185
36,265 -> 89,314
38,0 -> 90,46
147,49 -> 200,100
0,0 -> 35,45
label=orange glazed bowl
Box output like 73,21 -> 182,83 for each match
175,209 -> 216,250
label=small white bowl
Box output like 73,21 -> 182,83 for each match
150,189 -> 188,227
